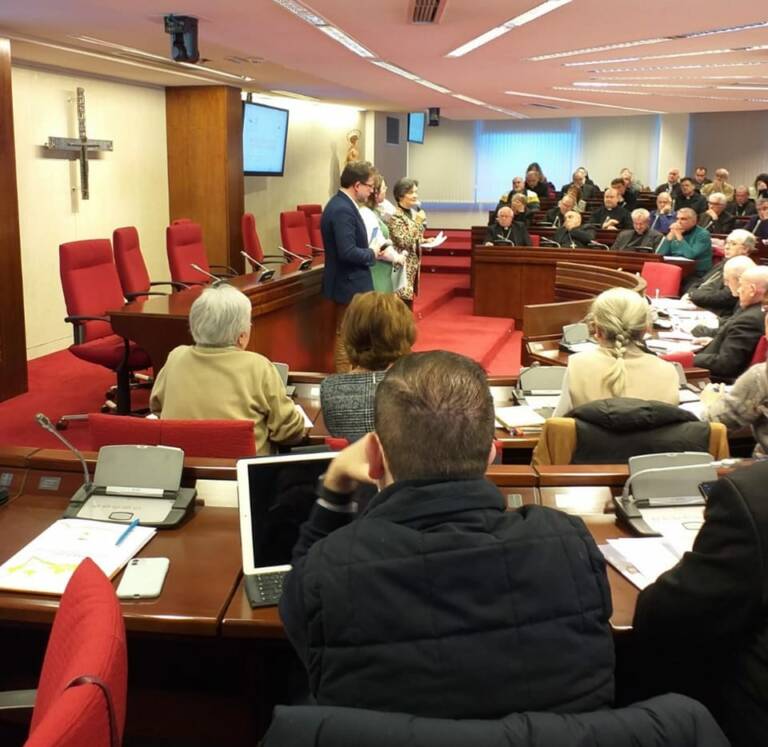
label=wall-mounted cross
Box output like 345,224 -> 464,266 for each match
44,87 -> 113,200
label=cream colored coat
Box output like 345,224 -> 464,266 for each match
149,345 -> 306,455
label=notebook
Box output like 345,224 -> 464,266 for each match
237,452 -> 334,608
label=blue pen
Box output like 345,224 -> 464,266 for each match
115,517 -> 139,546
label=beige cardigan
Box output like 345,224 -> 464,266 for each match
149,345 -> 306,456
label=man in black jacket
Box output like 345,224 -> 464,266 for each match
611,208 -> 663,251
588,188 -> 631,231
483,206 -> 531,246
699,192 -> 736,234
632,461 -> 768,747
280,351 -> 615,719
693,264 -> 768,381
675,178 -> 707,214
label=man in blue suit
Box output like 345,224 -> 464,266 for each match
321,160 -> 379,370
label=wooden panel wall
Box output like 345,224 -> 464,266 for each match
0,38 -> 28,400
166,86 -> 244,273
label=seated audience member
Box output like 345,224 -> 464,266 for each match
728,185 -> 756,217
564,184 -> 586,212
281,351 -> 615,718
700,312 -> 768,456
588,188 -> 631,231
702,168 -> 735,201
693,265 -> 768,381
752,173 -> 768,200
484,205 -> 531,245
687,232 -> 756,317
632,460 -> 768,747
552,210 -> 594,248
611,208 -> 663,252
561,168 -> 599,200
675,177 -> 707,214
493,176 -> 539,221
746,197 -> 768,244
611,177 -> 637,211
509,193 -> 533,225
620,166 -> 644,193
648,192 -> 677,234
693,165 -> 711,191
149,283 -> 306,455
545,194 -> 576,226
577,166 -> 600,195
690,255 -> 755,337
320,291 -> 415,443
524,167 -> 549,199
654,167 -> 682,201
656,208 -> 712,284
699,192 -> 736,234
553,287 -> 679,417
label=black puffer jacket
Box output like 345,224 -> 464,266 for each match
280,478 -> 615,719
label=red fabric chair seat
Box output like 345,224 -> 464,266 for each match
641,262 -> 682,298
25,558 -> 127,747
661,351 -> 695,367
280,211 -> 312,256
70,335 -> 151,370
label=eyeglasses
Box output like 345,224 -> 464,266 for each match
360,181 -> 376,189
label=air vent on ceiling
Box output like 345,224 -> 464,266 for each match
411,0 -> 445,24
528,103 -> 561,110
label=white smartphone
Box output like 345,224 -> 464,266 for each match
116,557 -> 170,600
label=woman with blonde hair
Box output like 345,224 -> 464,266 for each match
320,291 -> 416,441
552,287 -> 680,416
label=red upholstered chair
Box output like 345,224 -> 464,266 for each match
59,240 -> 152,422
308,212 -> 324,251
89,414 -> 257,458
324,436 -> 349,451
661,351 -> 695,368
641,261 -> 682,298
241,212 -> 265,264
171,217 -> 192,224
280,210 -> 312,257
296,203 -> 322,231
0,558 -> 127,747
113,226 -> 187,300
751,336 -> 768,365
166,222 -> 236,286
528,234 -> 541,247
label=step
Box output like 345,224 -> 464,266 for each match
421,256 -> 471,274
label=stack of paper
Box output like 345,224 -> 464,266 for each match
495,406 -> 546,431
421,231 -> 446,250
0,518 -> 156,595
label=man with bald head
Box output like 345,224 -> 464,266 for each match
612,208 -> 663,251
484,205 -> 531,246
693,264 -> 768,381
728,185 -> 757,217
546,194 -> 576,227
702,168 -> 735,202
656,207 -> 712,286
588,188 -> 631,231
687,229 -> 757,317
655,168 -> 682,201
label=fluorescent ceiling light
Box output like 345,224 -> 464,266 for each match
415,79 -> 453,94
553,87 -> 651,96
504,89 -> 663,113
686,21 -> 768,38
369,60 -> 451,94
717,85 -> 768,91
452,94 -> 488,106
446,0 -> 571,58
573,82 -> 709,89
565,48 -> 735,67
272,0 -> 326,26
486,105 -> 526,118
589,61 -> 767,73
317,25 -> 375,58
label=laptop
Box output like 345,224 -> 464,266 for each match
273,362 -> 295,396
237,452 -> 334,608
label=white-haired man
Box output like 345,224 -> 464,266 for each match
693,264 -> 768,381
728,186 -> 757,218
702,168 -> 735,202
699,192 -> 736,234
612,208 -> 663,251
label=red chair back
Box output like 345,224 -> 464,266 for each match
641,261 -> 682,298
59,240 -> 124,343
280,211 -> 312,257
172,218 -> 193,225
166,222 -> 211,285
751,336 -> 768,365
89,414 -> 257,458
529,234 -> 541,247
113,226 -> 151,298
309,212 -> 324,250
296,203 -> 322,231
661,351 -> 695,368
241,213 -> 264,263
27,558 -> 127,747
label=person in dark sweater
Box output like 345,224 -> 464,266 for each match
611,208 -> 663,251
675,178 -> 707,214
281,351 -> 615,719
588,188 -> 631,231
484,205 -> 531,245
699,192 -> 736,234
728,185 -> 757,217
550,210 -> 595,248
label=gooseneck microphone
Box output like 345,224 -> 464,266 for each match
278,246 -> 312,271
35,413 -> 92,495
589,240 -> 610,250
304,243 -> 324,256
540,236 -> 561,248
190,263 -> 224,284
239,252 -> 275,282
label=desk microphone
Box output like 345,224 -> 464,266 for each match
189,264 -> 226,284
239,252 -> 275,282
589,240 -> 610,250
35,413 -> 92,496
304,243 -> 324,256
278,246 -> 312,271
540,237 -> 561,247
633,245 -> 656,253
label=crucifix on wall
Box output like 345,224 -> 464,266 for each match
44,87 -> 113,199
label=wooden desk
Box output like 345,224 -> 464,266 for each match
110,258 -> 336,373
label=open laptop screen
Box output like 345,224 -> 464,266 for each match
237,453 -> 334,573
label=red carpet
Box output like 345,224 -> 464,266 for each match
0,273 -> 520,450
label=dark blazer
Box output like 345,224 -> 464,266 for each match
588,205 -> 632,231
611,228 -> 663,252
320,191 -> 375,304
698,211 -> 736,235
728,199 -> 757,217
675,192 -> 707,214
484,222 -> 531,246
280,479 -> 614,719
687,264 -> 738,315
693,302 -> 765,381
545,205 -> 568,226
633,461 -> 768,747
552,225 -> 595,248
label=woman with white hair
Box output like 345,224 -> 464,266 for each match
149,283 -> 306,455
552,287 -> 680,416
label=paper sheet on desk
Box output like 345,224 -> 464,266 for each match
294,404 -> 314,429
495,406 -> 546,429
642,507 -> 704,557
603,538 -> 682,590
523,395 -> 561,410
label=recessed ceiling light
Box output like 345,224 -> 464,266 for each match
573,82 -> 709,89
589,61 -> 767,73
717,85 -> 768,91
369,60 -> 451,94
552,87 -> 651,96
565,48 -> 736,67
504,89 -> 663,113
452,94 -> 488,106
446,0 -> 572,58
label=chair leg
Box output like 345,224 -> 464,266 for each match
115,367 -> 132,415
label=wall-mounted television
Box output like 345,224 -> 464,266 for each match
407,111 -> 426,144
242,101 -> 289,176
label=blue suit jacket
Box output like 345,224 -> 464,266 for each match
321,191 -> 375,304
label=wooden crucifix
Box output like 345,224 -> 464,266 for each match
44,87 -> 113,200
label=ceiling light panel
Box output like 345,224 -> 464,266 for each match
504,89 -> 663,113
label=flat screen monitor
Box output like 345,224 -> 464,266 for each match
243,101 -> 289,176
407,111 -> 426,144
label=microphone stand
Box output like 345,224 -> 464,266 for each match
239,252 -> 275,282
278,246 -> 312,271
36,413 -> 93,498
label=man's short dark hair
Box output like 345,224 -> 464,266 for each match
610,177 -> 624,188
340,161 -> 374,189
374,351 -> 495,481
680,177 -> 694,186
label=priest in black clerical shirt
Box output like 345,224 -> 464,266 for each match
675,178 -> 707,214
587,188 -> 631,231
484,206 -> 531,246
611,209 -> 663,252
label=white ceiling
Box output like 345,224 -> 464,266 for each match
3,0 -> 768,119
